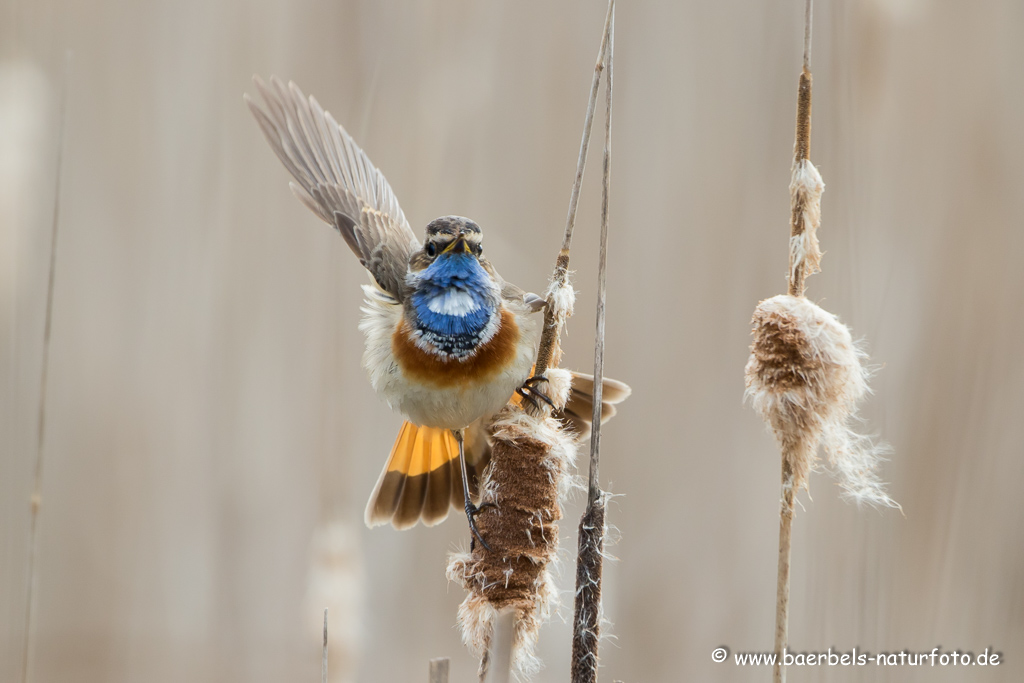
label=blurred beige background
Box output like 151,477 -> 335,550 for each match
3,0 -> 1023,681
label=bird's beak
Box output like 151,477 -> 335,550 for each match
442,235 -> 472,254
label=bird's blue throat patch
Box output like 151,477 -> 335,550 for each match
408,253 -> 500,358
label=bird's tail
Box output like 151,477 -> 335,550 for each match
364,423 -> 486,530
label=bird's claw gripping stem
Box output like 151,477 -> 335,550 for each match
519,374 -> 555,409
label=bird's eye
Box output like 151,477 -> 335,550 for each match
426,243 -> 437,257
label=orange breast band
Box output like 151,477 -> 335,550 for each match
392,308 -> 520,388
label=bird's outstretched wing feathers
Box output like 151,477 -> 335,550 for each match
245,76 -> 420,300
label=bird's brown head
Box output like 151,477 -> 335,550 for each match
410,216 -> 484,270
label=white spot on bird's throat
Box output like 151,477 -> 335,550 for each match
427,289 -> 479,317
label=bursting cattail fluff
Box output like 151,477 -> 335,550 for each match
447,368 -> 578,679
745,294 -> 898,508
788,159 -> 824,288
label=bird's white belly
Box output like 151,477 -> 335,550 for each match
390,364 -> 528,429
359,287 -> 540,429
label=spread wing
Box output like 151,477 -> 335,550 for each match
245,76 -> 420,300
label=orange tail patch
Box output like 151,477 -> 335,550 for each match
365,422 -> 464,530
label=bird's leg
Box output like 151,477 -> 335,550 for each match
454,428 -> 493,552
519,374 -> 555,409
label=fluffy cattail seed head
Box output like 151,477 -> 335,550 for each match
446,368 -> 577,679
745,294 -> 898,508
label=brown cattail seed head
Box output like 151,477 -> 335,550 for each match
447,369 -> 577,679
745,295 -> 898,508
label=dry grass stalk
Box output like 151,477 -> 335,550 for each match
571,5 -> 614,682
322,609 -> 328,683
743,2 -> 897,681
22,53 -> 70,683
447,5 -> 614,679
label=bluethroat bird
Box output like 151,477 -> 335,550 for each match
246,77 -> 630,547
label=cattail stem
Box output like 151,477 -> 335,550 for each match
483,610 -> 515,683
777,5 -> 813,681
22,52 -> 70,683
788,0 -> 814,298
802,0 -> 813,71
532,0 -> 615,380
774,463 -> 795,683
572,6 -> 614,682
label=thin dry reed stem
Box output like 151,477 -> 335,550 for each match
532,0 -> 615,380
428,658 -> 450,683
587,3 -> 614,509
322,609 -> 328,683
21,52 -> 70,683
482,610 -> 515,683
571,4 -> 614,683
